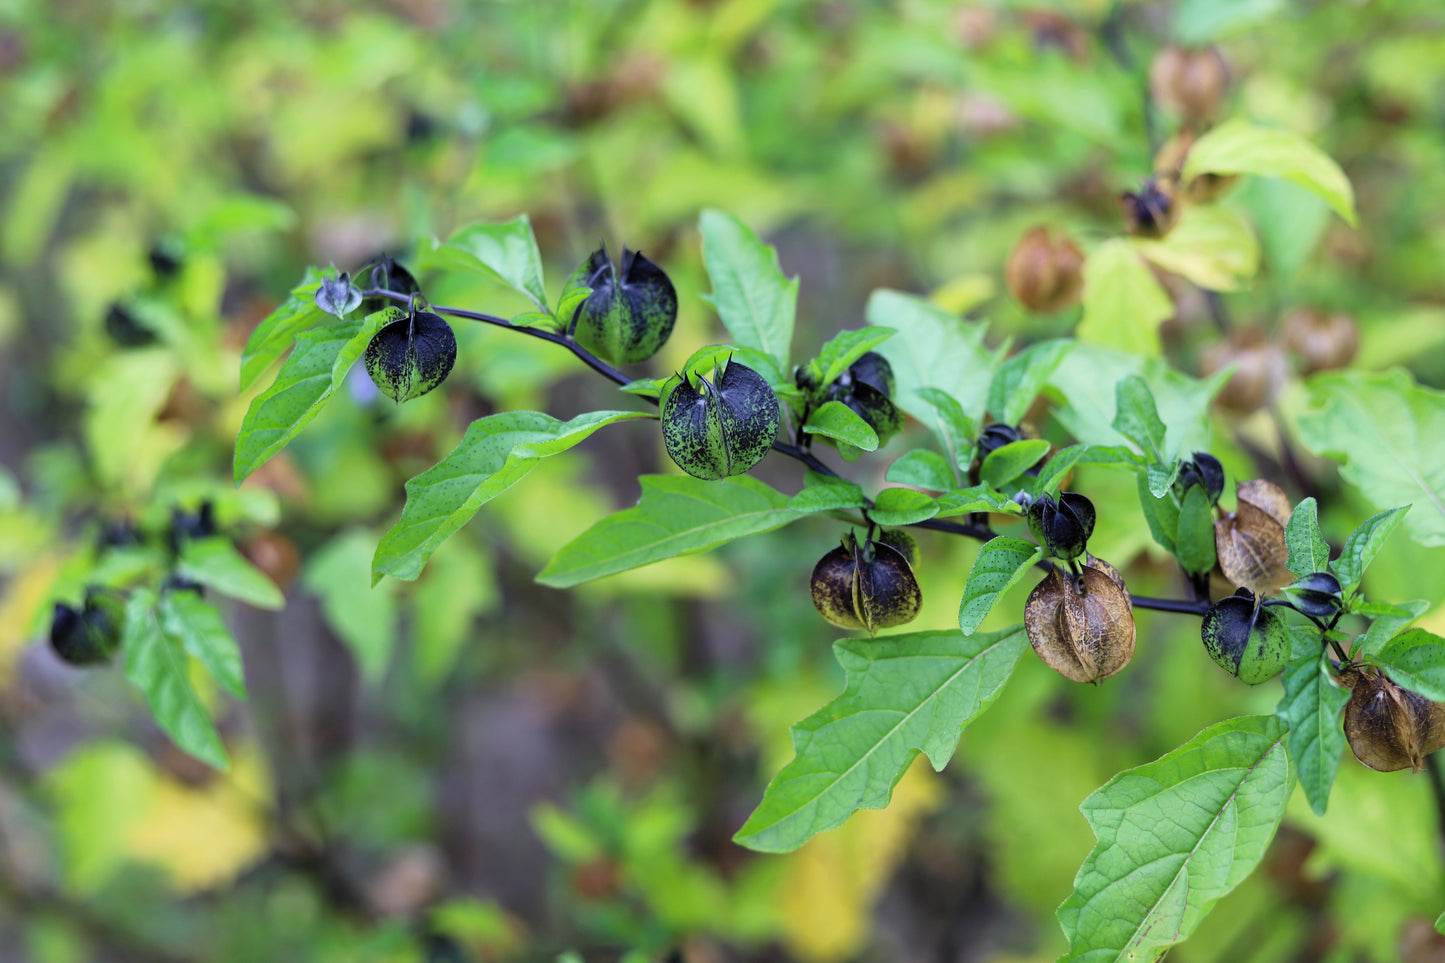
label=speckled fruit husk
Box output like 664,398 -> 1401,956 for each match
1199,592 -> 1290,684
810,532 -> 922,635
364,310 -> 457,403
572,246 -> 678,365
660,361 -> 780,480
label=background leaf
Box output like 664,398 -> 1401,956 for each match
1183,119 -> 1357,224
158,592 -> 247,700
1058,715 -> 1292,962
1298,371 -> 1442,544
305,529 -> 399,684
987,340 -> 1071,426
1077,239 -> 1173,357
537,475 -> 865,588
957,537 -> 1043,635
733,627 -> 1028,853
420,215 -> 549,311
176,537 -> 285,610
372,410 -> 652,583
1332,505 -> 1411,595
1112,375 -> 1169,463
699,209 -> 798,367
123,591 -> 229,770
1134,204 -> 1260,291
869,290 -> 999,428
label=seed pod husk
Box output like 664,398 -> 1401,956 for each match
810,532 -> 922,635
1342,669 -> 1445,772
1121,176 -> 1178,238
1281,572 -> 1343,619
824,352 -> 902,448
49,593 -> 122,666
1148,45 -> 1230,124
1199,589 -> 1290,684
1282,308 -> 1359,375
1214,479 -> 1292,595
1175,451 -> 1225,505
1024,555 -> 1135,684
1005,226 -> 1084,313
364,309 -> 458,403
572,245 -> 677,365
1027,492 -> 1096,561
875,528 -> 919,569
660,359 -> 780,480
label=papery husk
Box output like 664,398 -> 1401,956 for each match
1215,479 -> 1293,595
1024,555 -> 1135,684
1342,669 -> 1445,772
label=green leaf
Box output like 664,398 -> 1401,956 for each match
158,592 -> 246,700
699,210 -> 798,367
1112,375 -> 1168,462
233,309 -> 395,484
1298,370 -> 1443,544
869,290 -> 999,428
176,537 -> 285,610
916,387 -> 976,471
814,326 -> 896,388
1436,910 -> 1444,936
372,410 -> 652,583
801,401 -> 879,451
958,537 -> 1043,635
537,475 -> 865,588
122,591 -> 228,770
1133,203 -> 1260,292
1146,460 -> 1182,499
1375,629 -> 1445,702
1175,0 -> 1283,43
979,439 -> 1050,488
1034,444 -> 1141,495
306,529 -> 399,684
1077,239 -> 1174,357
1058,715 -> 1292,962
733,626 -> 1029,853
1277,647 -> 1350,815
421,215 -> 549,311
869,488 -> 939,527
1183,119 -> 1357,225
1352,599 -> 1429,660
1175,484 -> 1217,576
238,267 -> 328,392
987,339 -> 1071,426
886,449 -> 956,491
1332,505 -> 1411,596
1285,497 -> 1331,576
1137,471 -> 1181,555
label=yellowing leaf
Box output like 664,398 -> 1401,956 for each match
1077,240 -> 1173,356
779,757 -> 942,963
0,554 -> 62,685
1134,204 -> 1260,291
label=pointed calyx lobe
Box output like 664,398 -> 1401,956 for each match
660,359 -> 779,480
1024,554 -> 1135,683
810,530 -> 922,635
571,245 -> 677,365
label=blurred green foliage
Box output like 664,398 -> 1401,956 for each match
5,0 -> 1445,961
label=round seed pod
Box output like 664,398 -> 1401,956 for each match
364,310 -> 457,403
1149,45 -> 1229,124
824,352 -> 902,448
1026,492 -> 1096,561
1200,590 -> 1290,684
1005,226 -> 1084,313
49,594 -> 121,666
571,246 -> 677,365
810,531 -> 922,635
660,360 -> 780,480
1024,554 -> 1135,684
1282,308 -> 1359,375
1341,668 -> 1445,772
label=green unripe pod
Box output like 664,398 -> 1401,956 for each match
571,245 -> 677,365
660,359 -> 780,480
1200,590 -> 1290,684
364,308 -> 457,403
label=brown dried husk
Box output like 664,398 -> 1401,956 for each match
1215,479 -> 1293,595
1024,555 -> 1136,684
1342,669 -> 1445,772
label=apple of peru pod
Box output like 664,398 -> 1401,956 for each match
660,359 -> 780,480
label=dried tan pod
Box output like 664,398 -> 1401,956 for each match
1005,227 -> 1085,313
1215,479 -> 1293,595
1199,327 -> 1289,413
1282,308 -> 1360,375
1024,555 -> 1136,684
1342,669 -> 1445,772
1149,45 -> 1230,124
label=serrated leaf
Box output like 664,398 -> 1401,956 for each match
1133,204 -> 1260,292
958,537 -> 1043,635
1284,497 -> 1331,577
1277,647 -> 1349,815
1352,599 -> 1430,660
1058,715 -> 1292,963
1078,239 -> 1174,357
733,626 -> 1028,853
1375,629 -> 1445,702
869,488 -> 939,526
987,339 -> 1072,426
699,210 -> 797,367
1176,484 -> 1217,576
122,591 -> 228,770
372,410 -> 652,583
1299,370 -> 1443,544
238,267 -> 329,392
421,216 -> 548,311
1332,505 -> 1411,595
233,310 -> 395,484
802,401 -> 879,451
176,537 -> 284,610
537,475 -> 865,588
886,449 -> 956,491
815,326 -> 897,388
979,439 -> 1050,488
1183,119 -> 1356,224
869,290 -> 999,428
158,592 -> 246,700
1113,375 -> 1168,463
